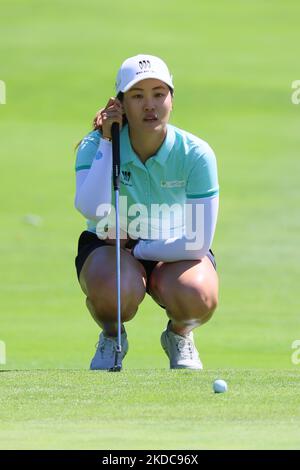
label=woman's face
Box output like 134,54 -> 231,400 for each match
122,78 -> 173,134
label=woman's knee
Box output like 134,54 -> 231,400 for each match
172,285 -> 218,319
86,272 -> 146,322
80,247 -> 146,321
194,288 -> 218,321
150,258 -> 219,323
86,294 -> 138,323
153,276 -> 218,324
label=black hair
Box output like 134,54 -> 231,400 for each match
116,91 -> 128,127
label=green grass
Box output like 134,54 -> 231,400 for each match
1,369 -> 299,450
1,0 -> 300,449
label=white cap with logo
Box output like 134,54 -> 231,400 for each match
115,54 -> 174,94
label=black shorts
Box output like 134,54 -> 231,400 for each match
75,231 -> 217,291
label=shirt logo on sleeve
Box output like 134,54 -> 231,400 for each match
95,150 -> 103,160
161,180 -> 185,188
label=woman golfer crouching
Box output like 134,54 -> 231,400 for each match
74,54 -> 219,370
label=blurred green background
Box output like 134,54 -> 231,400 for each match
1,0 -> 299,371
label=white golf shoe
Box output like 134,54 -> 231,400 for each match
160,321 -> 203,370
90,329 -> 128,370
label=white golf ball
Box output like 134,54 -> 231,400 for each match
213,379 -> 228,393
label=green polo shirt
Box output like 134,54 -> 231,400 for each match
75,124 -> 219,238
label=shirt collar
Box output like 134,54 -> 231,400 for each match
120,124 -> 176,166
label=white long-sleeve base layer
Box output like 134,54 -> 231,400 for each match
74,138 -> 112,220
132,195 -> 219,261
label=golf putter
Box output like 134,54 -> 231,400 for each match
109,121 -> 122,372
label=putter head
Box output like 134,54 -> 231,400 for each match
108,350 -> 122,372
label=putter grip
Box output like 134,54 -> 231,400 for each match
111,122 -> 120,190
